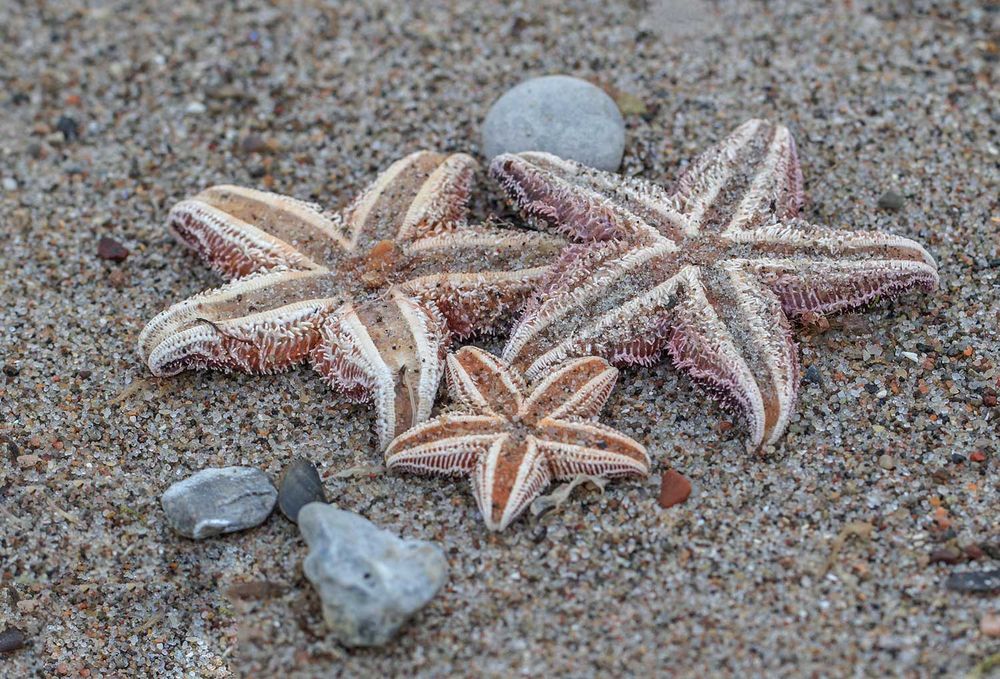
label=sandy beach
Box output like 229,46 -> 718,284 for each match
1,0 -> 997,675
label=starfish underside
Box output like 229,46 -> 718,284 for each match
490,118 -> 939,448
139,152 -> 566,448
385,346 -> 650,530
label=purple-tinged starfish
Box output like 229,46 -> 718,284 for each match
385,346 -> 649,531
138,152 -> 566,448
490,119 -> 939,449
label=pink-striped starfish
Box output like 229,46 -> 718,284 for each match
138,152 -> 565,448
386,346 -> 649,530
490,119 -> 939,449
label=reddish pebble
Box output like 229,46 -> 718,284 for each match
928,547 -> 963,565
658,469 -> 692,509
970,451 -> 986,463
97,237 -> 129,262
982,612 -> 1000,638
964,544 -> 986,560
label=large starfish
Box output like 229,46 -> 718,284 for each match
385,346 -> 649,531
138,152 -> 566,448
489,119 -> 939,449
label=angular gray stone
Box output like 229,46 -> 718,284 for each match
161,466 -> 277,539
298,503 -> 448,647
482,75 -> 625,170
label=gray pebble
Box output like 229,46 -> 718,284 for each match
298,503 -> 448,647
944,569 -> 1000,593
803,365 -> 823,385
877,190 -> 905,211
161,466 -> 277,539
0,627 -> 27,655
277,457 -> 326,522
482,75 -> 625,170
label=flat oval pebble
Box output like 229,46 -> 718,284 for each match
97,236 -> 129,262
0,627 -> 27,654
482,75 -> 625,170
161,466 -> 277,539
277,457 -> 326,522
944,569 -> 1000,593
658,469 -> 692,509
298,503 -> 448,647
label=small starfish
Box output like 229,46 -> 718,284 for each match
490,119 -> 939,449
385,346 -> 649,531
138,152 -> 566,448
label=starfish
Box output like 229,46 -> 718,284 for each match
138,151 -> 566,448
489,118 -> 939,449
385,346 -> 649,530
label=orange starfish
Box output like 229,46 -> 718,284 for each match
138,152 -> 565,448
491,119 -> 939,449
385,346 -> 649,530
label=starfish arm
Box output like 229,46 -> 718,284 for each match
311,293 -> 449,450
521,357 -> 619,422
384,414 -> 506,475
493,151 -> 696,241
503,241 -> 682,380
473,435 -> 552,531
393,153 -> 477,240
728,222 -> 939,318
401,226 -> 566,338
672,118 -> 804,232
535,418 -> 650,479
444,347 -> 525,416
168,186 -> 348,277
343,151 -> 479,250
490,152 -> 659,241
138,269 -> 344,376
668,266 -> 798,449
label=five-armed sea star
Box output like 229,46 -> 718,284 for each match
490,119 -> 939,449
138,152 -> 566,448
385,346 -> 649,531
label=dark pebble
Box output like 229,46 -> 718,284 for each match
277,457 -> 326,522
983,388 -> 997,407
944,569 -> 1000,593
981,542 -> 1000,560
530,524 -> 548,544
97,237 -> 129,262
56,115 -> 79,141
2,364 -> 18,377
240,134 -> 278,155
929,547 -> 963,565
864,381 -> 879,394
950,453 -> 966,464
0,627 -> 27,654
804,365 -> 822,385
877,190 -> 904,211
963,544 -> 986,560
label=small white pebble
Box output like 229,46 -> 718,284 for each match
2,177 -> 17,191
185,101 -> 206,114
901,351 -> 919,363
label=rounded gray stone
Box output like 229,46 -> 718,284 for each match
161,466 -> 277,539
482,75 -> 625,170
298,503 -> 448,647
